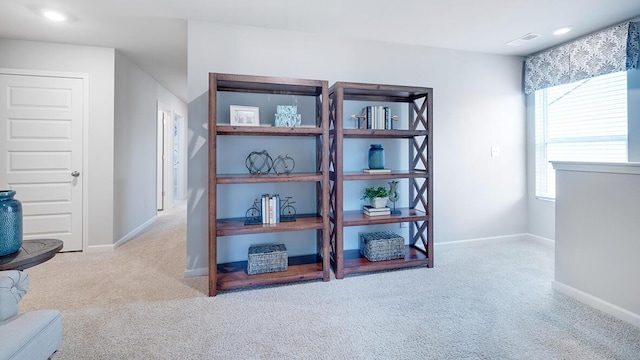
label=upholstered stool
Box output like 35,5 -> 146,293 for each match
0,270 -> 62,360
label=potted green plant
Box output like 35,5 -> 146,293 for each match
361,186 -> 389,208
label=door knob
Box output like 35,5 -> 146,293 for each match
71,171 -> 80,177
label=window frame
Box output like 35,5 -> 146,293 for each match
534,72 -> 629,200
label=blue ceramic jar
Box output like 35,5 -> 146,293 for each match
0,190 -> 23,256
368,144 -> 385,169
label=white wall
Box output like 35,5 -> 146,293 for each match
553,162 -> 640,327
114,51 -> 187,243
186,21 -> 527,272
0,39 -> 116,249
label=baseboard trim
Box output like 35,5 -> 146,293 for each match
552,281 -> 640,328
114,216 -> 157,249
435,233 -> 528,247
85,244 -> 114,252
184,267 -> 208,278
526,234 -> 555,245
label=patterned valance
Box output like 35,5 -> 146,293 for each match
628,22 -> 640,70
524,22 -> 640,94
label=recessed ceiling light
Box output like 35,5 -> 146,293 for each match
553,26 -> 572,35
42,10 -> 67,22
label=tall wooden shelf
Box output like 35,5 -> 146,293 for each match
328,81 -> 434,279
208,73 -> 330,296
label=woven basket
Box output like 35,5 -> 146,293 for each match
359,231 -> 405,262
247,244 -> 288,275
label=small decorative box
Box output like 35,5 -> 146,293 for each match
359,231 -> 405,262
274,105 -> 302,127
247,244 -> 288,275
276,105 -> 297,115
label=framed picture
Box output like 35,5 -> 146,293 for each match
230,105 -> 260,126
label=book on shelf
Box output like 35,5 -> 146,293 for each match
364,210 -> 391,216
363,205 -> 390,212
362,208 -> 391,214
361,105 -> 392,130
261,194 -> 269,224
363,206 -> 391,216
269,196 -> 276,224
363,168 -> 392,173
273,194 -> 280,224
260,193 -> 283,224
384,106 -> 391,129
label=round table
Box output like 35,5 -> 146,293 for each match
0,239 -> 63,271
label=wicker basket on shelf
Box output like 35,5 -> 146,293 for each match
247,244 -> 288,275
359,231 -> 405,262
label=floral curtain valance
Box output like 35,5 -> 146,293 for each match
524,21 -> 640,94
628,21 -> 640,70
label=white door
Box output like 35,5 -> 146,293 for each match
157,105 -> 173,211
157,109 -> 165,211
0,73 -> 84,251
172,112 -> 186,204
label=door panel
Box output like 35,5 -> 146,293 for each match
9,119 -> 72,139
9,151 -> 72,171
23,214 -> 72,235
10,182 -> 72,202
0,73 -> 83,251
9,85 -> 72,109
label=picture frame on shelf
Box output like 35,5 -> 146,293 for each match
230,105 -> 260,126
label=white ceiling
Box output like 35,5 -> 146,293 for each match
2,0 -> 640,102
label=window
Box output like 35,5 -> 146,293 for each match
535,71 -> 628,199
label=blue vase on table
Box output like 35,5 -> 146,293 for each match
0,190 -> 23,256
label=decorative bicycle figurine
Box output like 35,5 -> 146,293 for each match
280,196 -> 296,222
244,198 -> 262,225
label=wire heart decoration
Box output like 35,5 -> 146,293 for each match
245,150 -> 274,175
272,155 -> 295,175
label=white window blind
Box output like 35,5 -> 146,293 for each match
535,71 -> 628,199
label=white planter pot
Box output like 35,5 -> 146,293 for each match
370,197 -> 388,208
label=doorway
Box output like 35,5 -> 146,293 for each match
172,113 -> 187,206
157,102 -> 186,212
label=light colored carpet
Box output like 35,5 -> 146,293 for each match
20,208 -> 640,359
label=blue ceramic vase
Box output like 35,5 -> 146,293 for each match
0,190 -> 23,256
368,144 -> 385,169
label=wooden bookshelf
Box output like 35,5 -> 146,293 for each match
328,81 -> 434,279
208,75 -> 433,293
208,73 -> 330,296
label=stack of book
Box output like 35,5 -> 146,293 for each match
361,106 -> 392,130
261,194 -> 280,224
363,205 -> 391,217
363,168 -> 392,174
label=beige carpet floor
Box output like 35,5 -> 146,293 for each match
21,207 -> 207,312
19,208 -> 640,359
